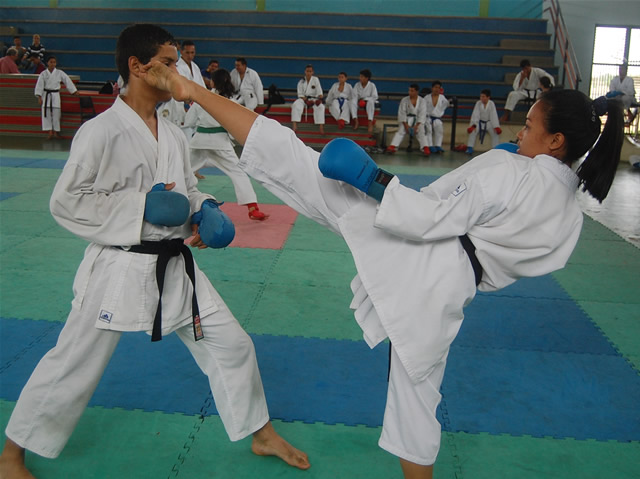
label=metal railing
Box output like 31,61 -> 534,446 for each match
543,0 -> 581,90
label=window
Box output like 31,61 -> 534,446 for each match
589,26 -> 639,101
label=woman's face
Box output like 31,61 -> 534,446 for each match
516,101 -> 557,158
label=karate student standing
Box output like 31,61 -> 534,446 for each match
386,83 -> 430,156
325,71 -> 353,129
291,64 -> 325,134
34,55 -> 79,139
0,24 -> 309,478
424,80 -> 448,153
465,89 -> 501,154
139,62 -> 623,479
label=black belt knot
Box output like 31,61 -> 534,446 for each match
122,239 -> 203,342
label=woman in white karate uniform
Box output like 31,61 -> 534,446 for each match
184,68 -> 267,220
325,71 -> 353,129
140,64 -> 624,479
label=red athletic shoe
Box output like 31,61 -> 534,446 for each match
386,145 -> 397,154
423,146 -> 431,156
248,207 -> 269,221
338,119 -> 345,129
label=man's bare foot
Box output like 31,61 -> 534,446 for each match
319,125 -> 325,135
194,171 -> 205,179
0,439 -> 36,479
251,421 -> 310,470
353,119 -> 359,130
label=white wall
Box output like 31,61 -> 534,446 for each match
556,0 -> 640,94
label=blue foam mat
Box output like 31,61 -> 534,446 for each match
2,316 -> 639,441
0,158 -> 66,169
0,192 -> 20,201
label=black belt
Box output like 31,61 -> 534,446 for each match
43,88 -> 59,118
121,239 -> 203,342
388,234 -> 483,381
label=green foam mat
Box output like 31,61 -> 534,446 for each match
193,247 -> 280,283
569,239 -> 640,267
0,211 -> 59,236
210,279 -> 266,326
0,167 -> 62,191
553,264 -> 639,304
284,216 -> 349,253
0,236 -> 87,274
579,215 -> 627,242
269,249 -> 356,287
446,432 -> 640,479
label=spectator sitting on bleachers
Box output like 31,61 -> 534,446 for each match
325,71 -> 353,129
465,88 -> 501,155
291,64 -> 325,135
501,59 -> 554,122
0,47 -> 20,74
11,36 -> 27,69
201,59 -> 219,89
231,57 -> 264,111
425,80 -> 449,153
351,68 -> 378,135
22,52 -> 45,75
386,83 -> 430,156
26,34 -> 46,62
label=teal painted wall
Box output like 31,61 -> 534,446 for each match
1,0 -> 543,18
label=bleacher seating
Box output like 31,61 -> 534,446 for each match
0,7 -> 557,145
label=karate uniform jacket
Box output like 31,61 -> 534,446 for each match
397,95 -> 426,126
34,68 -> 77,110
425,94 -> 449,120
513,67 -> 554,93
469,100 -> 500,128
239,116 -> 583,385
353,80 -> 378,102
184,90 -> 236,150
231,67 -> 265,104
296,76 -> 323,100
609,75 -> 636,109
326,82 -> 353,105
50,96 -> 219,335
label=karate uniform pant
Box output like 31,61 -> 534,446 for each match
390,123 -> 428,149
504,89 -> 538,111
351,98 -> 376,121
239,117 -> 447,465
5,280 -> 268,458
291,99 -> 325,124
425,118 -> 444,148
237,91 -> 259,111
191,146 -> 258,205
329,99 -> 350,122
41,107 -> 61,132
467,122 -> 500,148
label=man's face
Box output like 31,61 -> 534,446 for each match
480,93 -> 489,105
409,87 -> 418,98
619,66 -> 627,79
13,37 -> 22,47
208,61 -> 219,72
359,74 -> 369,86
148,43 -> 179,102
522,65 -> 532,77
305,66 -> 314,79
47,57 -> 57,71
338,73 -> 347,83
431,84 -> 441,95
181,45 -> 196,64
235,61 -> 247,74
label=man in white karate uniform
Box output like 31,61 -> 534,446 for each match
351,68 -> 378,134
424,81 -> 449,153
325,71 -> 353,129
465,89 -> 501,154
386,83 -> 429,156
501,59 -> 554,121
34,55 -> 79,139
231,57 -> 264,111
291,64 -> 325,134
608,63 -> 637,122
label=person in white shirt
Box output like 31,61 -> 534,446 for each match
230,57 -> 264,111
34,55 -> 79,139
325,71 -> 353,129
466,89 -> 501,154
351,69 -> 378,135
501,59 -> 554,121
607,63 -> 637,122
386,83 -> 430,156
291,64 -> 325,134
143,64 -> 624,479
424,80 -> 449,153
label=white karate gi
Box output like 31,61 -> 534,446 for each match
5,97 -> 269,459
467,99 -> 501,148
351,81 -> 378,121
424,94 -> 449,148
184,94 -> 258,205
326,82 -> 353,123
390,95 -> 428,149
505,67 -> 554,111
34,67 -> 77,132
609,75 -> 636,109
231,67 -> 264,111
172,57 -> 207,138
291,75 -> 325,124
238,116 -> 583,465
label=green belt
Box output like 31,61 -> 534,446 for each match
196,126 -> 227,134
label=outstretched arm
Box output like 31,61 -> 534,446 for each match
141,61 -> 258,145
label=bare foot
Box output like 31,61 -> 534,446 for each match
319,125 -> 325,135
0,439 -> 36,479
353,119 -> 359,130
251,422 -> 310,470
194,171 -> 205,179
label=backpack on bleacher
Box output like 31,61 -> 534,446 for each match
262,83 -> 286,115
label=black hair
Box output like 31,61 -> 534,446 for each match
208,59 -> 219,65
481,88 -> 491,97
181,40 -> 195,48
432,80 -> 442,88
235,57 -> 247,65
116,24 -> 175,85
360,69 -> 372,79
520,59 -> 531,68
539,77 -> 552,90
305,64 -> 314,70
338,71 -> 347,77
410,83 -> 420,91
537,89 -> 623,202
211,68 -> 235,99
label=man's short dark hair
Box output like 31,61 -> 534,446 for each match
481,88 -> 491,97
235,57 -> 247,65
181,40 -> 195,49
116,24 -> 175,84
409,83 -> 420,91
520,59 -> 531,68
208,59 -> 219,66
360,69 -> 372,79
432,80 -> 442,88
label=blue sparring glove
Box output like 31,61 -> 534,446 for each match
191,200 -> 235,248
605,90 -> 623,98
318,138 -> 394,202
493,142 -> 519,153
144,183 -> 191,226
